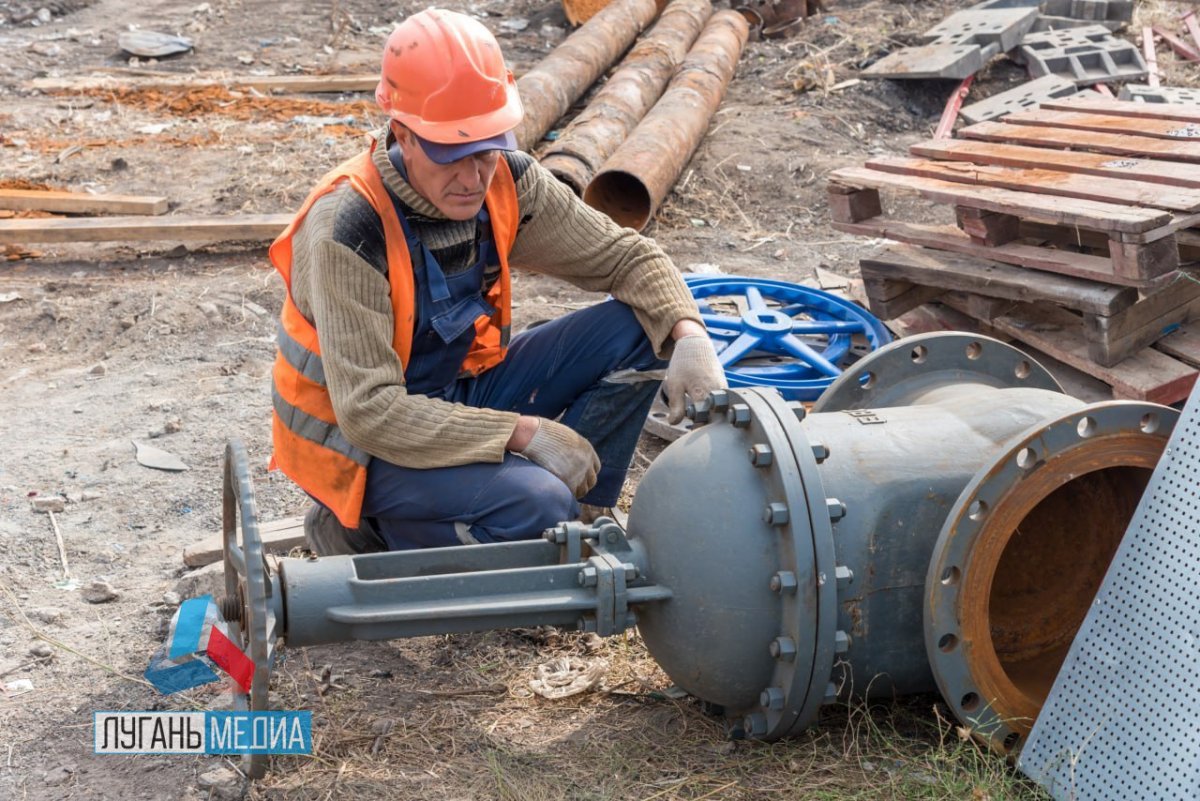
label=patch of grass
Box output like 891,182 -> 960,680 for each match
248,629 -> 1049,800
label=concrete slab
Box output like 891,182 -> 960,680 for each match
960,74 -> 1079,123
1119,84 -> 1200,105
863,42 -> 990,80
1016,24 -> 1147,84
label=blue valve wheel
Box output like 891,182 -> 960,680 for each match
684,275 -> 891,402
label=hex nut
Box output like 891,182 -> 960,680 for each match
769,571 -> 798,594
769,636 -> 797,662
749,443 -> 773,467
763,502 -> 789,526
578,566 -> 598,587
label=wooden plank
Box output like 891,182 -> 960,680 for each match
910,139 -> 1200,190
1000,108 -> 1200,142
1107,235 -> 1181,281
866,156 -> 1200,213
828,166 -> 1169,233
1083,279 -> 1200,366
962,120 -> 1200,165
948,296 -> 1198,404
0,188 -> 168,216
1156,321 -> 1200,368
183,515 -> 306,568
1043,95 -> 1200,124
833,217 -> 1160,287
860,273 -> 945,318
859,244 -> 1137,315
955,206 -> 1020,246
827,187 -> 882,223
0,214 -> 291,244
30,73 -> 378,94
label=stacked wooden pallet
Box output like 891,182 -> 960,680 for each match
827,94 -> 1200,405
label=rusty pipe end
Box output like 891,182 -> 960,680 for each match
925,401 -> 1178,755
540,152 -> 592,198
584,168 -> 653,231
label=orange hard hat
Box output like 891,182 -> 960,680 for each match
375,9 -> 523,145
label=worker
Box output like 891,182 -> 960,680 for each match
269,8 -> 725,555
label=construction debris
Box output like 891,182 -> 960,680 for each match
1015,25 -> 1147,84
830,97 -> 1200,403
960,74 -> 1077,123
0,188 -> 167,216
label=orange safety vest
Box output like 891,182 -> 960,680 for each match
268,141 -> 519,528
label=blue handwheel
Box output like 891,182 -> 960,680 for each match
684,275 -> 891,401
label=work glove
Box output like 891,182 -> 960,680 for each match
663,334 -> 727,424
521,419 -> 601,499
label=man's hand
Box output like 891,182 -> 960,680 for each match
514,417 -> 600,499
663,329 -> 726,425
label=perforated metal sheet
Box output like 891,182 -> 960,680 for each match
1019,389 -> 1200,799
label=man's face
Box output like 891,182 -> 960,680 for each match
394,124 -> 500,221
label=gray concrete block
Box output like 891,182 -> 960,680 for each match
1030,16 -> 1123,33
1118,84 -> 1200,105
959,74 -> 1080,123
863,42 -> 990,80
1016,24 -> 1147,84
922,6 -> 1040,53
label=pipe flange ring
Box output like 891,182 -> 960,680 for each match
924,401 -> 1178,755
812,333 -> 1062,413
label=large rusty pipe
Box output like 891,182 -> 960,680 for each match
514,0 -> 661,151
583,10 -> 749,231
539,0 -> 713,196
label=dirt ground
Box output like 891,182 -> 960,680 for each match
0,0 -> 1117,798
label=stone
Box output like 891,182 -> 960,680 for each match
173,561 -> 224,599
36,8 -> 51,23
196,765 -> 245,800
81,579 -> 119,604
42,765 -> 73,786
80,490 -> 102,501
29,642 -> 53,658
161,591 -> 181,608
31,496 -> 65,513
28,606 -> 63,624
88,363 -> 107,376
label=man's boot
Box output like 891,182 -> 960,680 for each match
303,504 -> 387,556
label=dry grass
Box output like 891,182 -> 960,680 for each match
245,626 -> 1049,801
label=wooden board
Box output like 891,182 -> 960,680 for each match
0,188 -> 168,216
1156,320 -> 1200,368
0,213 -> 291,244
1001,108 -> 1200,142
909,139 -> 1200,190
866,156 -> 1200,213
183,515 -> 305,568
859,244 -> 1137,315
828,166 -> 1170,233
962,120 -> 1200,165
30,73 -> 377,94
1083,279 -> 1200,366
833,217 -> 1161,287
947,295 -> 1198,404
1041,95 -> 1200,124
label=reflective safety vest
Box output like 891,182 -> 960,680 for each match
268,141 -> 519,527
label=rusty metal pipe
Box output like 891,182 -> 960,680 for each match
514,0 -> 661,152
539,0 -> 713,196
583,10 -> 749,230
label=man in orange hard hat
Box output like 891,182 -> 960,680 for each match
270,8 -> 725,554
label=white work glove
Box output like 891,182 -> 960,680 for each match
663,335 -> 727,424
520,419 -> 601,499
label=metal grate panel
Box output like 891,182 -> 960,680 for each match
1019,391 -> 1200,799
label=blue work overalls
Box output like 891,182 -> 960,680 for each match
357,147 -> 666,549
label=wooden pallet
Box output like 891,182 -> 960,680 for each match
860,245 -> 1200,367
827,96 -> 1200,288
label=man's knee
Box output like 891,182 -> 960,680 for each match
472,463 -> 578,543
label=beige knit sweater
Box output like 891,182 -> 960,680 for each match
286,129 -> 701,469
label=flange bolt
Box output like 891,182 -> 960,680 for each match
760,687 -> 785,710
835,565 -> 854,589
728,403 -> 751,428
708,389 -> 731,413
826,498 -> 847,522
769,636 -> 797,662
578,566 -> 598,587
763,503 -> 789,526
786,400 -> 806,422
749,443 -> 773,467
811,443 -> 830,463
743,712 -> 768,737
769,571 -> 798,594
